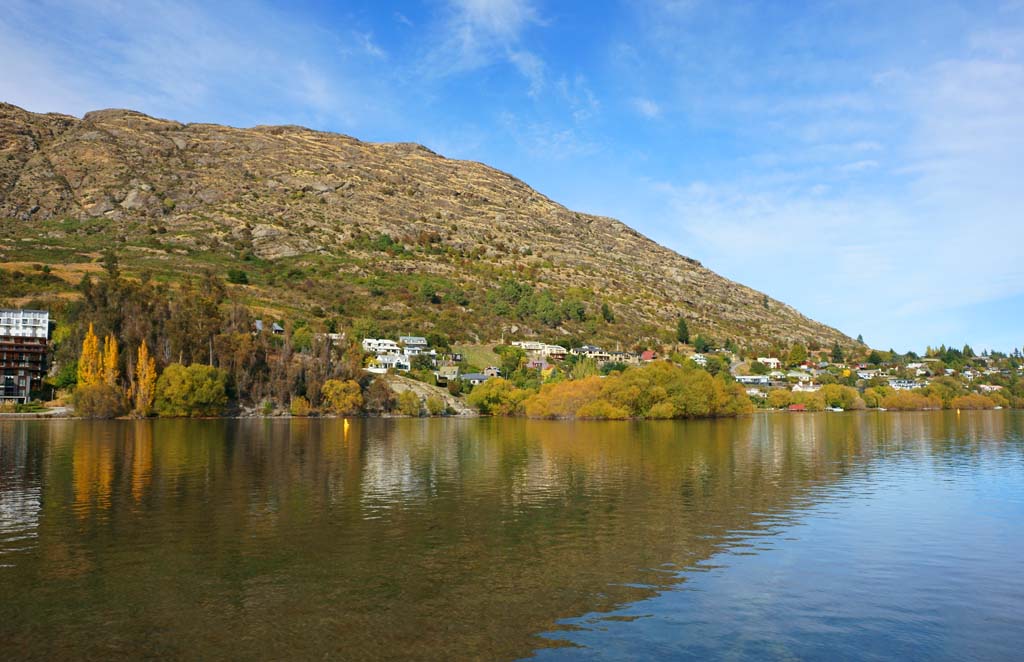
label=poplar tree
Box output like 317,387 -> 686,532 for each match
102,334 -> 120,387
78,324 -> 102,387
133,340 -> 157,417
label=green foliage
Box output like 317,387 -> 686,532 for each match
693,335 -> 712,353
819,384 -> 865,410
486,279 -> 587,328
290,396 -> 312,416
494,345 -> 526,377
867,350 -> 883,365
73,383 -> 127,419
749,361 -> 768,375
352,232 -> 405,254
425,395 -> 446,416
321,379 -> 363,414
397,390 -> 422,416
291,326 -> 313,352
48,360 -> 79,390
154,363 -> 228,417
226,269 -> 249,284
676,318 -> 690,344
788,343 -> 808,367
466,378 -> 530,415
601,302 -> 615,323
523,362 -> 752,420
831,342 -> 844,363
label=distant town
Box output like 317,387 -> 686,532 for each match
5,298 -> 1019,418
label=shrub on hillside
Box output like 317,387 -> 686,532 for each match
397,390 -> 422,416
950,394 -> 997,410
321,379 -> 363,415
880,391 -> 942,411
73,383 -> 127,419
290,396 -> 312,417
466,378 -> 530,416
154,363 -> 228,417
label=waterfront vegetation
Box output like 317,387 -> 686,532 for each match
7,250 -> 1024,420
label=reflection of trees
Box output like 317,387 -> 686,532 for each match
1,412 -> 1021,661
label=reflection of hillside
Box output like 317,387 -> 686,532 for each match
0,412 -> 1021,661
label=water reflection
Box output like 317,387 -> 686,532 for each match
0,412 -> 1021,661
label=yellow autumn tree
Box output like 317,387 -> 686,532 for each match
77,323 -> 102,387
132,340 -> 157,417
102,334 -> 120,387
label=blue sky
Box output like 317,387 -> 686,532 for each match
2,0 -> 1023,353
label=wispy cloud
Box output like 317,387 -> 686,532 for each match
631,97 -> 661,118
425,0 -> 547,94
0,0 -> 388,127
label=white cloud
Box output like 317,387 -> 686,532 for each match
838,159 -> 879,172
0,0 -> 385,128
631,97 -> 662,118
426,0 -> 547,94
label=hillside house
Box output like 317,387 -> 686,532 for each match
757,357 -> 782,370
888,379 -> 918,391
435,365 -> 460,386
571,345 -> 611,362
375,354 -> 410,371
363,338 -> 401,354
254,320 -> 285,335
736,375 -> 770,386
461,373 -> 489,386
399,336 -> 429,350
690,353 -> 707,366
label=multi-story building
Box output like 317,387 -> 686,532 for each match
0,309 -> 49,403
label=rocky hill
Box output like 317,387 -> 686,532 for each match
0,102 -> 851,351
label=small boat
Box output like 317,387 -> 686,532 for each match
827,407 -> 844,412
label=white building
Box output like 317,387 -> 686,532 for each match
399,336 -> 429,349
757,357 -> 782,370
362,338 -> 401,354
0,309 -> 49,338
691,353 -> 708,366
736,375 -> 769,385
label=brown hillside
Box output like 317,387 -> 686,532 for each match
0,102 -> 851,350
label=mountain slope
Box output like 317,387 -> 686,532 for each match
0,102 -> 851,350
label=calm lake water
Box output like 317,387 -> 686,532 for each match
1,412 -> 1023,661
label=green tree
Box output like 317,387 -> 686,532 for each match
466,378 -> 529,415
226,269 -> 249,284
676,318 -> 690,344
831,342 -> 844,363
601,302 -> 615,323
787,343 -> 808,367
154,363 -> 228,417
867,350 -> 883,366
693,335 -> 712,353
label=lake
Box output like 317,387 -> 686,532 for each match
1,412 -> 1023,660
